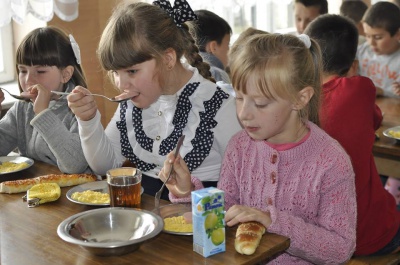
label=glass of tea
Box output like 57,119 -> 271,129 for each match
106,167 -> 142,208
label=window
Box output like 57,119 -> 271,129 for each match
0,23 -> 15,83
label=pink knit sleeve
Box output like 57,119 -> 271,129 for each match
267,152 -> 357,264
168,175 -> 204,203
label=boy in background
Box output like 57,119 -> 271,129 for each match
357,1 -> 400,98
188,9 -> 232,83
305,14 -> 400,256
340,0 -> 368,45
294,0 -> 328,34
357,1 -> 400,203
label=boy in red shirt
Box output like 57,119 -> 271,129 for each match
305,14 -> 400,256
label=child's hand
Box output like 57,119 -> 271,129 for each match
392,82 -> 400,96
159,151 -> 192,197
67,86 -> 98,121
225,204 -> 272,229
23,84 -> 52,114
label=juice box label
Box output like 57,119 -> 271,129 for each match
191,187 -> 225,257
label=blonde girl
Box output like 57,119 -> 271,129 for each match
162,33 -> 357,264
0,26 -> 90,173
67,0 -> 241,200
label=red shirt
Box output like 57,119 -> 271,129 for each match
320,75 -> 400,255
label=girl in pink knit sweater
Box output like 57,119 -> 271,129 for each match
160,33 -> 357,264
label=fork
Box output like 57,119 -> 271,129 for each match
0,87 -> 29,101
154,135 -> 185,213
51,91 -> 128,103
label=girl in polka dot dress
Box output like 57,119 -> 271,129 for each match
161,34 -> 357,264
67,0 -> 241,200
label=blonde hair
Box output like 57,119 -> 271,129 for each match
97,1 -> 214,83
229,33 -> 322,125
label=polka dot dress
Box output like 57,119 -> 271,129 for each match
117,82 -> 229,172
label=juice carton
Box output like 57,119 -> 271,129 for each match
191,187 -> 225,257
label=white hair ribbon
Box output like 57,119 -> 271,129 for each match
69,34 -> 81,64
298,34 -> 311,49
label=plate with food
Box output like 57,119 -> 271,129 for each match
158,203 -> 193,235
66,180 -> 144,206
383,126 -> 400,141
0,156 -> 34,175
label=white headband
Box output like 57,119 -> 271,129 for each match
298,34 -> 311,49
69,34 -> 81,65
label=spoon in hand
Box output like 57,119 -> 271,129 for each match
51,91 -> 128,103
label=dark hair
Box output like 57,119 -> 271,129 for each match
188,10 -> 232,52
16,26 -> 87,90
305,14 -> 358,76
295,0 -> 328,14
98,2 -> 214,83
230,33 -> 322,125
340,0 -> 368,24
362,2 -> 400,36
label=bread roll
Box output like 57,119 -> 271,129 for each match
235,221 -> 266,255
0,174 -> 97,194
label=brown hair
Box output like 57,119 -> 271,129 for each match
97,2 -> 214,83
16,26 -> 87,91
229,33 -> 322,125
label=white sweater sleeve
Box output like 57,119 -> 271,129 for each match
78,110 -> 125,175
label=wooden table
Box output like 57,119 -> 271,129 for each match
374,97 -> 400,178
0,161 -> 290,265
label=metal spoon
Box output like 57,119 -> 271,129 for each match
51,91 -> 128,103
0,87 -> 29,101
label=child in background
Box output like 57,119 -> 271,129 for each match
340,0 -> 368,45
161,33 -> 357,264
357,1 -> 400,205
357,1 -> 400,98
0,26 -> 90,173
67,0 -> 241,200
305,14 -> 400,257
294,0 -> 328,34
188,9 -> 232,83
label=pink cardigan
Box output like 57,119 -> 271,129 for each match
171,122 -> 357,264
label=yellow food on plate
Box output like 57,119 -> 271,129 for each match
388,130 -> 400,138
0,161 -> 29,173
164,216 -> 193,233
71,190 -> 110,204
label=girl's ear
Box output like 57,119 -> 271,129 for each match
292,86 -> 314,110
163,48 -> 177,70
61,66 -> 74,83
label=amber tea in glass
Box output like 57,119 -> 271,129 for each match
106,167 -> 142,208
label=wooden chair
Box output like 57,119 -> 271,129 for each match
346,253 -> 400,265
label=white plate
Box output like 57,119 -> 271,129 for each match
66,180 -> 144,206
0,156 -> 34,175
158,203 -> 193,236
383,126 -> 400,141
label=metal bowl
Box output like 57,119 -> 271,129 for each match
57,207 -> 163,256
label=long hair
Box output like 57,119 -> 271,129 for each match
98,1 -> 214,83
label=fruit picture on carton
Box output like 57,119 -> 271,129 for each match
199,194 -> 225,246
